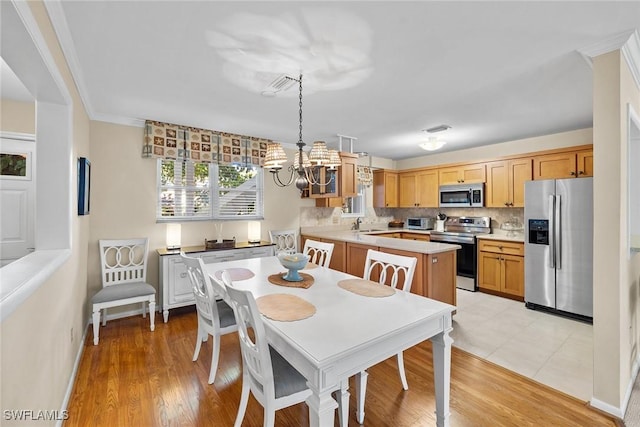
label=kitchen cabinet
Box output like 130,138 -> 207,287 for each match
425,250 -> 456,306
312,152 -> 358,206
438,163 -> 486,185
477,239 -> 524,299
533,149 -> 593,180
373,169 -> 398,208
346,242 -> 378,278
158,243 -> 274,322
485,158 -> 532,207
401,232 -> 431,242
398,169 -> 438,207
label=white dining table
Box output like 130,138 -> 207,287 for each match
207,256 -> 455,427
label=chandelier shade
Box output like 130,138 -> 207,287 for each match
327,149 -> 341,169
309,141 -> 331,164
264,142 -> 288,169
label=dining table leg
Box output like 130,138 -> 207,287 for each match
305,385 -> 338,427
431,328 -> 453,427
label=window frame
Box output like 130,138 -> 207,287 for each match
156,159 -> 264,222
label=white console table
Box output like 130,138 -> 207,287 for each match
157,241 -> 274,322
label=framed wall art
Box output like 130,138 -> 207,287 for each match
78,157 -> 91,215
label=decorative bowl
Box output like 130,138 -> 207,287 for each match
277,253 -> 309,282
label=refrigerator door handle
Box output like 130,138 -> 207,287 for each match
549,195 -> 556,268
555,195 -> 561,269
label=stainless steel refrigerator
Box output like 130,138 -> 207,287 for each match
524,177 -> 593,320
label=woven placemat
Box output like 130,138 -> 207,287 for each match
213,268 -> 255,281
303,262 -> 318,269
256,294 -> 316,321
268,272 -> 314,289
338,279 -> 395,297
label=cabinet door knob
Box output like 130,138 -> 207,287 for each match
504,202 -> 509,206
498,246 -> 503,250
570,171 -> 576,176
432,257 -> 438,263
180,272 -> 187,278
578,171 -> 584,175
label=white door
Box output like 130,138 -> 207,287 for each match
0,135 -> 35,266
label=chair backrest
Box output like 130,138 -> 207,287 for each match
303,239 -> 334,267
363,249 -> 417,292
99,238 -> 149,287
222,272 -> 276,401
269,229 -> 298,255
181,253 -> 221,330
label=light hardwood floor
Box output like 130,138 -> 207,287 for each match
65,307 -> 620,427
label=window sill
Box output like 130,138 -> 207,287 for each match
0,249 -> 71,322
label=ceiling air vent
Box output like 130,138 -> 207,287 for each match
261,74 -> 297,97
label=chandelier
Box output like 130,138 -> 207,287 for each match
263,74 -> 341,191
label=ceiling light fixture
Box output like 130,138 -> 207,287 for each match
419,137 -> 447,151
263,74 -> 340,192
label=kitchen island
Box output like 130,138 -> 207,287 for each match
301,228 -> 460,306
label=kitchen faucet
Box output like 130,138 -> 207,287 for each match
352,217 -> 362,230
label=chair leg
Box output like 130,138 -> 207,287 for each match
335,379 -> 349,427
234,378 -> 251,427
92,309 -> 100,345
149,300 -> 155,331
355,370 -> 368,424
102,309 -> 107,326
141,301 -> 147,318
397,351 -> 408,390
263,409 -> 275,427
193,324 -> 203,362
208,333 -> 221,384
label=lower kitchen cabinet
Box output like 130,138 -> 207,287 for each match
158,243 -> 275,322
425,251 -> 456,307
301,235 -> 347,272
346,242 -> 379,279
477,239 -> 524,299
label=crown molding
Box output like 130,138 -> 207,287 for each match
0,131 -> 35,142
91,112 -> 145,128
578,29 -> 640,89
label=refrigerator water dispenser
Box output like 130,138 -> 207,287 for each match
528,219 -> 549,245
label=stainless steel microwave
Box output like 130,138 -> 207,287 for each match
439,183 -> 484,207
407,217 -> 435,230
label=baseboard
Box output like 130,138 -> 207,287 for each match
89,306 -> 153,324
56,322 -> 89,427
590,354 -> 640,419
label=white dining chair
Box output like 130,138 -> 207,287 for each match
269,229 -> 298,255
181,253 -> 238,384
220,271 -> 348,427
92,238 -> 156,345
302,239 -> 334,267
355,249 -> 417,424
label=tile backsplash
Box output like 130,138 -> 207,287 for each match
300,206 -> 523,232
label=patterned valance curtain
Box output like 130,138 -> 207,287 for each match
143,120 -> 270,167
357,166 -> 373,186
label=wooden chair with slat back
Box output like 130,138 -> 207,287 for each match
268,229 -> 298,255
92,238 -> 156,345
355,249 -> 417,424
220,270 -> 348,427
302,239 -> 334,268
180,253 -> 238,384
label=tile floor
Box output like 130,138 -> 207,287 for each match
451,277 -> 593,401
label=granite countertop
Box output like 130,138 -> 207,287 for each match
301,229 -> 461,255
157,240 -> 275,256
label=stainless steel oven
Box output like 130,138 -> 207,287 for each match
429,216 -> 491,291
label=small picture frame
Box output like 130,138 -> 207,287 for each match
78,157 -> 91,215
0,151 -> 31,180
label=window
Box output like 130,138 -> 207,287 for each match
157,159 -> 263,221
342,183 -> 366,217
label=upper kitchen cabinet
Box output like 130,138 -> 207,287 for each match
373,169 -> 398,208
576,149 -> 593,177
438,163 -> 486,185
339,152 -> 358,197
399,169 -> 439,207
532,147 -> 593,180
485,158 -> 532,207
309,152 -> 358,202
